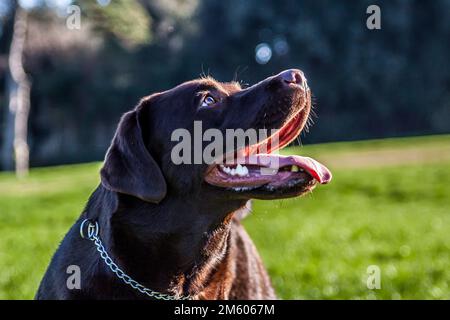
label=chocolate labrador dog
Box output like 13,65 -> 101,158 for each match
36,69 -> 331,300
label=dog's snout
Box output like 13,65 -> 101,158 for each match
278,69 -> 306,88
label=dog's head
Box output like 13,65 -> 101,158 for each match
100,69 -> 331,204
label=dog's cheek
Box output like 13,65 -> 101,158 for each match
161,157 -> 201,194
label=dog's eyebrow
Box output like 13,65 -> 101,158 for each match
196,76 -> 242,95
196,83 -> 219,92
196,82 -> 230,97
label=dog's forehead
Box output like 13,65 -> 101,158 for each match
218,81 -> 242,94
175,77 -> 241,95
139,77 -> 241,106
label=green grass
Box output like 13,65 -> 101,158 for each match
1,135 -> 449,299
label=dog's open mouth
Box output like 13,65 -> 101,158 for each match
204,110 -> 332,195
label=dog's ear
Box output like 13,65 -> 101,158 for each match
100,108 -> 167,203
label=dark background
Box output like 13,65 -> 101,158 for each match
1,0 -> 449,168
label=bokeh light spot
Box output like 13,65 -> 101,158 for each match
274,36 -> 289,56
255,43 -> 272,64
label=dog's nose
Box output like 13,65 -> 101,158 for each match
278,69 -> 306,88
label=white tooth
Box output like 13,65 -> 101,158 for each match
236,164 -> 244,176
231,169 -> 236,175
242,165 -> 249,176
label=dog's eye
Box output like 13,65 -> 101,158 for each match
201,95 -> 216,108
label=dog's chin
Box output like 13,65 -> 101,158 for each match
206,173 -> 318,200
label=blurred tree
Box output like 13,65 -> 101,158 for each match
1,1 -> 31,177
0,0 -> 449,169
0,0 -> 152,173
77,0 -> 152,47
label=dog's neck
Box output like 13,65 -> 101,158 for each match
86,185 -> 248,298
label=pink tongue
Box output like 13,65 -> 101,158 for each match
236,154 -> 332,184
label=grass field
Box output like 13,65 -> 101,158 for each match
0,135 -> 449,299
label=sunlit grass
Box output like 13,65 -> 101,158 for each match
246,162 -> 450,299
0,135 -> 449,299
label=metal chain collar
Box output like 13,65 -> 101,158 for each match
79,219 -> 191,300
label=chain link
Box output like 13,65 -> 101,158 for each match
82,219 -> 191,300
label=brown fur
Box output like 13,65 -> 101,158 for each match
36,70 -> 311,300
